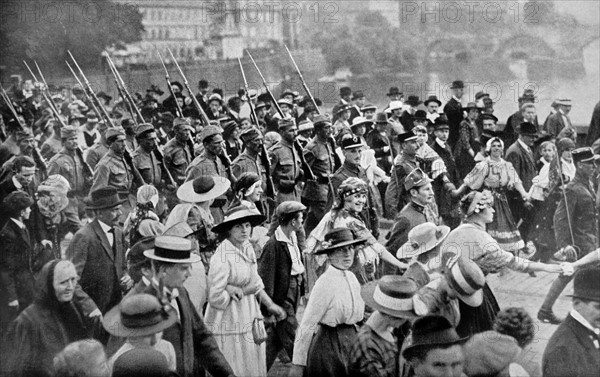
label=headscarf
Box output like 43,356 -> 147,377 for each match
485,137 -> 504,153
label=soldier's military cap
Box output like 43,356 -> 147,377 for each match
173,117 -> 193,131
298,120 -> 314,132
398,131 -> 419,144
277,98 -> 293,108
199,124 -> 223,142
136,123 -> 156,139
240,128 -> 262,143
60,125 -> 79,139
404,168 -> 433,191
340,135 -> 363,150
106,127 -> 126,143
278,118 -> 296,130
313,114 -> 332,127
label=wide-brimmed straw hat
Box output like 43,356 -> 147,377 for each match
445,257 -> 485,307
361,275 -> 418,319
314,228 -> 367,255
211,205 -> 266,234
177,176 -> 230,203
143,235 -> 201,263
102,293 -> 178,338
398,222 -> 450,259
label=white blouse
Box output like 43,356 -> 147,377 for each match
292,265 -> 364,366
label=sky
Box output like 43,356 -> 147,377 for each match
553,0 -> 600,25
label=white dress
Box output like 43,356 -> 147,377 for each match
204,239 -> 267,377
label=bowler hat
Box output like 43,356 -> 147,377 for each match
361,276 -> 418,319
434,115 -> 450,130
450,80 -> 465,89
340,86 -> 352,97
374,112 -> 389,124
398,222 -> 450,259
211,205 -> 266,234
405,95 -> 422,107
569,266 -> 600,302
414,110 -> 428,121
445,257 -> 485,307
424,95 -> 442,107
315,228 -> 367,255
387,87 -> 402,97
177,176 -> 230,203
144,235 -> 201,263
86,187 -> 125,210
402,315 -> 467,358
102,293 -> 178,338
397,131 -> 418,144
517,122 -> 538,136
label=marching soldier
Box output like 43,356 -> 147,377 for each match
269,118 -> 303,205
301,114 -> 336,235
90,127 -> 134,223
186,124 -> 230,223
231,128 -> 269,214
164,118 -> 195,186
48,126 -> 91,216
85,121 -> 110,170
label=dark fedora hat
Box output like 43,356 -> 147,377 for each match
434,115 -> 450,130
361,275 -> 418,319
450,80 -> 465,89
414,109 -> 428,121
86,187 -> 126,210
405,95 -> 422,107
424,95 -> 442,107
402,315 -> 468,359
517,122 -> 538,136
463,102 -> 480,112
569,266 -> 600,302
315,228 -> 367,255
374,112 -> 389,124
387,86 -> 402,97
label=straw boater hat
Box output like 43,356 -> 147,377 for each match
445,257 -> 486,307
314,228 -> 367,255
361,275 -> 418,319
102,293 -> 177,338
398,222 -> 450,259
143,235 -> 201,264
177,176 -> 230,203
211,205 -> 266,234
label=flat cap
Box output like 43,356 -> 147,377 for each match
106,127 -> 126,143
135,123 -> 156,139
60,125 -> 79,139
199,124 -> 223,142
276,201 -> 307,217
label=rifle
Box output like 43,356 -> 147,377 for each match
31,61 -> 95,180
166,48 -> 212,126
247,51 -> 315,181
67,52 -> 146,187
0,82 -> 48,179
157,50 -> 184,118
106,61 -> 138,124
237,57 -> 275,199
64,61 -> 101,121
105,52 -> 145,123
284,46 -> 342,171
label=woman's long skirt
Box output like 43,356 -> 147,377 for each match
306,324 -> 358,377
455,283 -> 500,338
486,190 -> 525,253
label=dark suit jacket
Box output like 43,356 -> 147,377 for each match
258,235 -> 305,310
443,98 -> 463,147
543,314 -> 600,377
0,220 -> 35,319
544,111 -> 571,138
400,110 -> 415,132
119,280 -> 234,377
505,140 -> 536,191
504,111 -> 540,147
431,140 -> 459,217
67,219 -> 125,315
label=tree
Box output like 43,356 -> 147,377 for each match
0,0 -> 144,74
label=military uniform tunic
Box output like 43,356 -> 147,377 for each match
132,148 -> 163,187
164,138 -> 193,185
48,148 -> 88,195
86,142 -> 109,170
90,149 -> 133,199
302,138 -> 336,234
269,139 -> 302,204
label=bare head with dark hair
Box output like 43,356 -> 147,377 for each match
493,307 -> 535,348
53,339 -> 109,377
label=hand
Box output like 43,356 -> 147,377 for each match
184,97 -> 192,106
89,308 -> 102,319
289,364 -> 305,377
560,262 -> 575,276
383,146 -> 390,153
268,304 -> 287,321
120,274 -> 133,291
8,300 -> 19,308
226,285 -> 243,301
544,264 -> 563,273
450,189 -> 461,198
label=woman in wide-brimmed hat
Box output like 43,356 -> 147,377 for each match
103,293 -> 178,371
306,177 -> 407,286
204,205 -> 286,377
166,176 -> 230,272
291,228 -> 367,377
